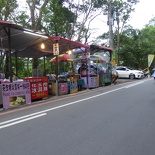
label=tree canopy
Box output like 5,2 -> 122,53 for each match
0,0 -> 155,75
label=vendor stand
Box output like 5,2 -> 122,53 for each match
73,45 -> 114,87
77,63 -> 99,89
50,54 -> 78,95
74,52 -> 100,89
0,21 -> 90,104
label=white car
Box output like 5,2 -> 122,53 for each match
116,66 -> 144,79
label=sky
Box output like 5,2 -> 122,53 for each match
90,0 -> 155,41
17,0 -> 155,40
128,0 -> 155,29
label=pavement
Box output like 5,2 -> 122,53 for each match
0,79 -> 133,112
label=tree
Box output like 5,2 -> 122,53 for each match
113,0 -> 139,64
0,0 -> 18,21
146,17 -> 155,27
117,25 -> 155,69
62,0 -> 107,43
43,0 -> 76,38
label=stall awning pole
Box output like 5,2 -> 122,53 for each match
15,52 -> 18,77
56,55 -> 58,96
44,56 -> 46,76
8,27 -> 12,82
53,41 -> 59,96
86,59 -> 89,89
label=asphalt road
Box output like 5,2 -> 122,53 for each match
0,78 -> 155,155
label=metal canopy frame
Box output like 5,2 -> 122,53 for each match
0,20 -> 89,95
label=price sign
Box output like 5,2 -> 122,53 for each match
53,43 -> 59,55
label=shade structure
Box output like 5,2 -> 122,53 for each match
0,20 -> 89,95
73,55 -> 107,63
91,55 -> 107,63
0,20 -> 89,58
50,54 -> 73,62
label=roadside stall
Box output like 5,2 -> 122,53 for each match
0,20 -> 90,110
50,54 -> 78,95
74,56 -> 100,89
73,45 -> 114,87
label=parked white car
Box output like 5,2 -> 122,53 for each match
116,66 -> 144,79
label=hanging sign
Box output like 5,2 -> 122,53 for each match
53,43 -> 59,55
82,52 -> 90,58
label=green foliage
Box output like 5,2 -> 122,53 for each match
0,0 -> 18,21
1,0 -> 154,75
43,0 -> 76,37
116,26 -> 155,69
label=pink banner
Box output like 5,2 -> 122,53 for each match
1,82 -> 31,109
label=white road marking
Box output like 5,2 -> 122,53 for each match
125,81 -> 144,88
0,113 -> 47,129
0,80 -> 145,129
0,112 -> 47,125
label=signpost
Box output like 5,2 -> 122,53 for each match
53,42 -> 59,96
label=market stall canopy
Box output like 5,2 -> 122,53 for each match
90,55 -> 107,63
73,55 -> 107,63
72,45 -> 113,55
50,54 -> 73,62
0,20 -> 89,58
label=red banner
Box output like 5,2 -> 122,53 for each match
24,77 -> 48,100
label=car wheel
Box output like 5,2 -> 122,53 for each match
129,74 -> 135,79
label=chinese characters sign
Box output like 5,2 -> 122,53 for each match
24,77 -> 48,100
53,43 -> 59,55
0,82 -> 31,109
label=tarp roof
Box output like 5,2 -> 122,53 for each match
0,20 -> 89,58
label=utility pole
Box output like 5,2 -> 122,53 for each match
108,0 -> 114,49
108,0 -> 115,66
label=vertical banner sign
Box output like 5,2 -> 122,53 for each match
53,43 -> 59,55
148,54 -> 154,67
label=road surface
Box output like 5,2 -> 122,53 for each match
0,78 -> 155,155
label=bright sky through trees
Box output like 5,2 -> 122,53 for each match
90,0 -> 155,38
128,0 -> 155,29
17,0 -> 155,39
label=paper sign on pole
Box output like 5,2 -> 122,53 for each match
53,43 -> 59,55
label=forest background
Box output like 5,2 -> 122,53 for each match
0,0 -> 155,78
